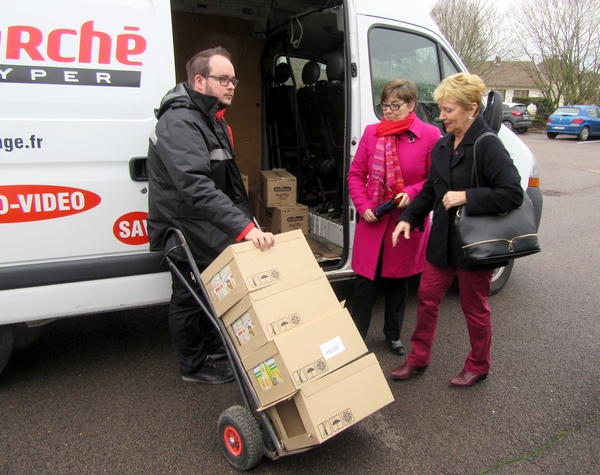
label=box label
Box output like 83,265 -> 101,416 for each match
253,357 -> 284,391
245,268 -> 282,289
266,313 -> 303,337
292,358 -> 328,386
320,336 -> 345,360
209,265 -> 237,302
231,311 -> 257,345
318,408 -> 355,439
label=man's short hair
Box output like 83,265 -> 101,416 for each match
186,47 -> 232,86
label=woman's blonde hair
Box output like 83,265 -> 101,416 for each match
434,73 -> 486,113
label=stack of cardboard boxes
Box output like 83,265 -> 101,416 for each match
257,168 -> 308,235
200,230 -> 394,451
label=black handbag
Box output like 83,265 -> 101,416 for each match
454,132 -> 540,264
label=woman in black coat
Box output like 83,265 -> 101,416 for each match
389,73 -> 523,387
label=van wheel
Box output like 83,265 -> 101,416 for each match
490,260 -> 514,296
0,326 -> 15,375
547,132 -> 557,139
12,323 -> 43,351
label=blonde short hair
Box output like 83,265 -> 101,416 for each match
434,73 -> 486,113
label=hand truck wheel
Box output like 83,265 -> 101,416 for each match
217,405 -> 264,471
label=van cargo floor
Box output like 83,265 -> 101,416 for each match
305,233 -> 342,263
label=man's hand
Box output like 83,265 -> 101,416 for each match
244,227 -> 275,251
392,221 -> 412,246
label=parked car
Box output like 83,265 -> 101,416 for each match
546,105 -> 600,140
502,102 -> 532,133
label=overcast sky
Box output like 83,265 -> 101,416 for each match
418,0 -> 435,15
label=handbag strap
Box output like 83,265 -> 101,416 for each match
470,131 -> 499,188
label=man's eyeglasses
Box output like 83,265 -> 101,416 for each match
380,102 -> 406,111
203,75 -> 240,87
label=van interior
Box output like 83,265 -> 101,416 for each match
169,0 -> 452,273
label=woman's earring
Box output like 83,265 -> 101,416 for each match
468,116 -> 473,121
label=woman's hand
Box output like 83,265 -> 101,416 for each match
362,209 -> 378,223
395,192 -> 411,208
442,191 -> 467,210
392,221 -> 411,246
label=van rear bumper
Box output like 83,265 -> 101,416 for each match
526,186 -> 543,230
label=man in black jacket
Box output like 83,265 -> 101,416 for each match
147,47 -> 275,384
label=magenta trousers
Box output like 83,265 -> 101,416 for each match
407,261 -> 494,374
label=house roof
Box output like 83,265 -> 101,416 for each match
478,61 -> 540,89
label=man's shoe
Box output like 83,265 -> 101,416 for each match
387,339 -> 405,355
181,358 -> 235,384
206,344 -> 227,360
449,370 -> 488,387
390,362 -> 428,380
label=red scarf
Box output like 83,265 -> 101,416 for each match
371,112 -> 415,206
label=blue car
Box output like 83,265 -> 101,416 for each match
546,105 -> 600,140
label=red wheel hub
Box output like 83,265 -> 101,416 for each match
223,426 -> 243,457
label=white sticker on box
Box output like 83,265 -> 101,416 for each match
320,336 -> 345,360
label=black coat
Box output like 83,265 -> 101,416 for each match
400,115 -> 523,270
147,83 -> 253,266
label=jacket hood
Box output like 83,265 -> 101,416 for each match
154,82 -> 219,120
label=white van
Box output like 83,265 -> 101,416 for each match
0,0 -> 543,375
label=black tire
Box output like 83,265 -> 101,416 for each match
547,132 -> 557,139
0,326 -> 15,375
12,323 -> 43,351
502,120 -> 515,132
489,260 -> 514,296
217,406 -> 264,471
578,126 -> 590,141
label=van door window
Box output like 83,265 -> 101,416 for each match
368,27 -> 458,128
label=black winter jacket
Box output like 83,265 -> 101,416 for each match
147,83 -> 253,266
400,115 -> 523,271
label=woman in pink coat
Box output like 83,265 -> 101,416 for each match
348,79 -> 440,355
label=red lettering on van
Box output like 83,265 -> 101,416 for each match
6,26 -> 44,61
113,211 -> 149,245
4,22 -> 146,66
0,185 -> 101,223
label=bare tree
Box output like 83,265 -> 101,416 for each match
430,0 -> 511,77
518,0 -> 600,106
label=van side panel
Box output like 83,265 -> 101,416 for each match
0,0 -> 175,323
0,0 -> 174,266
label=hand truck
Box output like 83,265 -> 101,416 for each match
162,227 -> 311,470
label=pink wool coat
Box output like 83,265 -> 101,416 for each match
348,118 -> 440,280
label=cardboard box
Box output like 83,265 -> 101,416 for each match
241,173 -> 249,194
272,203 -> 308,235
258,198 -> 273,232
241,307 -> 368,407
260,168 -> 296,207
266,353 -> 394,451
221,269 -> 342,359
200,230 -> 319,316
